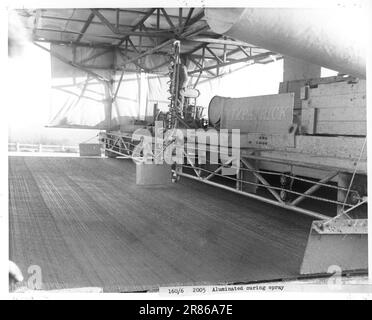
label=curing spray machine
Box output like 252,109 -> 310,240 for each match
100,8 -> 368,277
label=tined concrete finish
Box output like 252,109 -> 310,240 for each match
9,156 -> 313,292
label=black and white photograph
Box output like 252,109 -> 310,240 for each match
3,0 -> 372,301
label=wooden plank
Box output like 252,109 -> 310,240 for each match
316,121 -> 366,136
279,80 -> 307,110
301,108 -> 316,134
303,93 -> 366,109
301,105 -> 367,136
316,107 -> 366,122
280,76 -> 364,110
280,75 -> 359,92
294,136 -> 367,160
258,150 -> 367,175
299,79 -> 367,135
245,135 -> 367,162
309,80 -> 366,97
300,86 -> 308,100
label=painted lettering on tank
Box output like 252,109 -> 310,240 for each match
233,106 -> 291,121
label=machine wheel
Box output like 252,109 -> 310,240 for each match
280,190 -> 287,201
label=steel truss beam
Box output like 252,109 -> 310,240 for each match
290,171 -> 339,207
188,52 -> 276,75
178,150 -> 329,220
160,8 -> 176,29
76,12 -> 95,42
99,131 -> 366,221
118,39 -> 174,68
182,8 -> 195,33
180,171 -> 330,220
33,42 -> 110,83
32,8 -> 282,88
188,56 -> 216,77
188,37 -> 254,47
39,14 -> 134,28
33,39 -> 114,49
205,46 -> 223,64
103,134 -> 137,159
52,87 -> 102,103
185,10 -> 205,28
118,8 -> 157,46
34,27 -> 174,39
91,9 -> 118,34
79,48 -> 113,65
240,158 -> 285,204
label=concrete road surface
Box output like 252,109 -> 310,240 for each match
9,156 -> 313,292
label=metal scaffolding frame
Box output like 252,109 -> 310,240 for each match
19,8 -> 281,80
98,131 -> 366,221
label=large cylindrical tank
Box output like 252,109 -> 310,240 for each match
205,8 -> 366,78
208,93 -> 295,134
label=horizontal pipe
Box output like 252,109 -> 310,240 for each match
179,172 -> 329,220
205,8 -> 366,78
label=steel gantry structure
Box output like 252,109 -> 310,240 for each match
17,8 -> 281,81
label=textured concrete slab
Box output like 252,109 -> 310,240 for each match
9,156 -> 313,292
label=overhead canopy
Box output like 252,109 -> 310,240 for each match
17,8 -> 280,76
14,8 -> 282,130
18,7 -> 366,130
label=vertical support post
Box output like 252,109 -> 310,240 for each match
139,26 -> 143,63
236,160 -> 241,190
157,9 -> 160,30
241,155 -> 258,194
139,71 -> 148,121
337,172 -> 350,216
153,102 -> 158,122
104,81 -> 113,131
337,172 -> 367,218
178,8 -> 183,34
223,38 -> 227,63
116,9 -> 120,29
72,46 -> 77,64
283,56 -> 321,82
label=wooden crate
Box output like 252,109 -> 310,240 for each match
300,80 -> 366,136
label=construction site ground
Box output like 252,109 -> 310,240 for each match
9,155 -> 314,292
